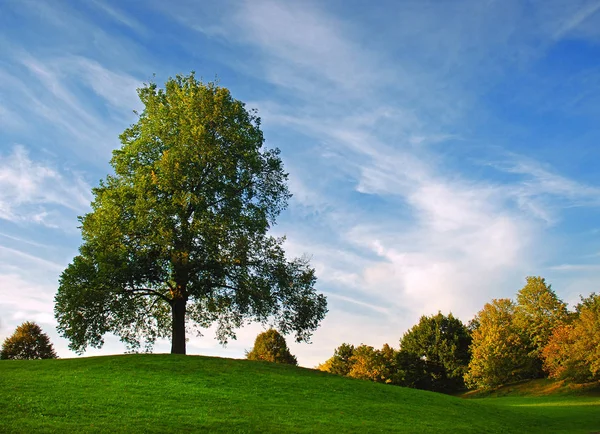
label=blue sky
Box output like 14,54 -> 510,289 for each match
1,0 -> 600,367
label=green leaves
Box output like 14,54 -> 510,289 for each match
54,72 -> 327,354
514,276 -> 568,362
399,312 -> 471,392
246,329 -> 297,365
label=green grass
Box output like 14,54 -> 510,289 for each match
1,355 -> 598,433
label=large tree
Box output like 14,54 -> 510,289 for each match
514,276 -> 568,375
54,73 -> 327,355
464,299 -> 532,390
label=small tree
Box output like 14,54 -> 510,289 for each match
1,322 -> 58,360
246,329 -> 297,365
317,343 -> 355,376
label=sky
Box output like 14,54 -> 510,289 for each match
1,0 -> 600,367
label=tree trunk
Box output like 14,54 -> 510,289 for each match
171,297 -> 187,355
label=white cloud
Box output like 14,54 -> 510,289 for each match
0,145 -> 92,226
232,0 -> 385,93
0,49 -> 142,162
0,245 -> 64,272
58,56 -> 142,113
220,0 -> 599,327
1,0 -> 600,367
0,273 -> 57,343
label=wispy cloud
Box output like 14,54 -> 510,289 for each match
0,145 -> 92,227
2,0 -> 600,365
212,0 -> 600,339
0,245 -> 64,273
549,264 -> 600,271
553,0 -> 600,39
487,156 -> 600,223
89,0 -> 148,36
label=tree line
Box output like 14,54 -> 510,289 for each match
5,274 -> 598,395
316,276 -> 600,392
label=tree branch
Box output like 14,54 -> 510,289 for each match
125,287 -> 172,305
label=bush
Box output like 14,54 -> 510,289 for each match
246,329 -> 297,365
1,322 -> 58,360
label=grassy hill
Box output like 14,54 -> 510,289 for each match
1,354 -> 598,433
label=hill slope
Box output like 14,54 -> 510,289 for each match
0,354 -> 598,433
461,378 -> 600,399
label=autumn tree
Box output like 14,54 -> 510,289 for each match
54,73 -> 327,355
317,343 -> 355,376
318,343 -> 399,384
514,276 -> 568,376
399,312 -> 471,392
347,344 -> 398,384
464,299 -> 532,390
246,329 -> 297,365
542,293 -> 600,382
1,322 -> 57,360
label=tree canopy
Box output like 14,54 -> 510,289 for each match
1,322 -> 58,360
514,276 -> 568,375
542,293 -> 600,382
464,299 -> 532,390
54,73 -> 327,355
317,343 -> 356,376
246,329 -> 297,365
346,344 -> 397,384
399,312 -> 471,392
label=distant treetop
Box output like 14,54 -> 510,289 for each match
1,321 -> 58,360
